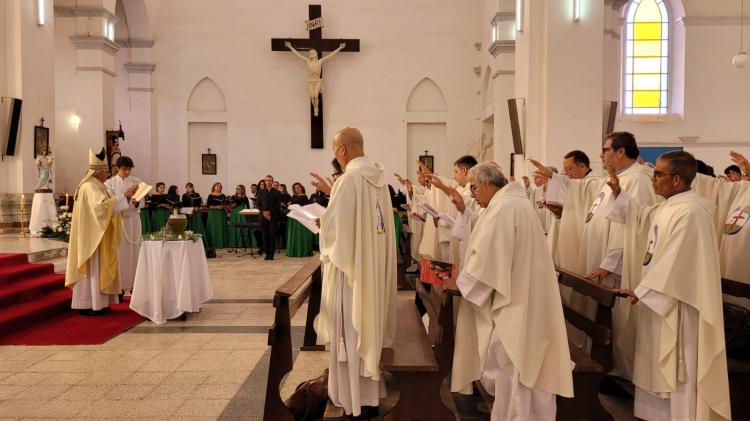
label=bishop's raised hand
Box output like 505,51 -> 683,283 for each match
310,172 -> 332,196
417,160 -> 433,176
448,188 -> 465,214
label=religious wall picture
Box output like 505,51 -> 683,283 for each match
105,130 -> 125,176
33,126 -> 49,158
202,152 -> 217,175
419,152 -> 434,173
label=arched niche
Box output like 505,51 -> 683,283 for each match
406,77 -> 447,112
187,77 -> 228,111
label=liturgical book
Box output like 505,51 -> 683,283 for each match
287,203 -> 327,234
132,182 -> 153,202
419,258 -> 456,286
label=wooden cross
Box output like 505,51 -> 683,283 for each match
271,5 -> 360,149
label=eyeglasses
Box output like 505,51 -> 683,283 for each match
601,146 -> 620,153
469,184 -> 478,192
653,171 -> 676,178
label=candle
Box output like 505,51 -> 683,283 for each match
65,192 -> 69,208
20,194 -> 25,211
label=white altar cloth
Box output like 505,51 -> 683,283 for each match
130,240 -> 212,324
29,192 -> 58,236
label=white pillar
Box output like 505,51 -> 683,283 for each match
53,2 -> 119,193
515,0 -> 606,168
121,59 -> 155,183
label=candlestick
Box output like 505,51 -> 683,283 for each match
65,192 -> 69,208
18,194 -> 26,238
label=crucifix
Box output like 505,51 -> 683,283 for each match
271,4 -> 360,149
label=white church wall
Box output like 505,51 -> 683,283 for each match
0,0 -> 56,195
134,0 -> 480,194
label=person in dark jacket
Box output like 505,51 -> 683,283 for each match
256,174 -> 282,260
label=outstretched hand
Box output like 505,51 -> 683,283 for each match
529,159 -> 553,179
731,151 -> 750,175
310,172 -> 332,196
585,268 -> 611,284
448,188 -> 466,214
606,167 -> 621,197
417,160 -> 433,176
394,173 -> 406,185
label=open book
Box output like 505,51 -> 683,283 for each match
132,182 -> 153,202
179,207 -> 194,215
417,202 -> 440,218
239,208 -> 260,215
287,203 -> 327,234
437,212 -> 455,227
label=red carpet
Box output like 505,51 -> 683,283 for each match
0,253 -> 144,345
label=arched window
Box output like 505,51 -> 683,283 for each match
624,0 -> 670,115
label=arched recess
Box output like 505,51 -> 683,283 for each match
119,0 -> 153,41
406,77 -> 447,112
188,77 -> 228,111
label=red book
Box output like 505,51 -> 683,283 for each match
419,258 -> 456,286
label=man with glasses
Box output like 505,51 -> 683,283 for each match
448,163 -> 573,419
606,151 -> 730,421
531,131 -> 658,381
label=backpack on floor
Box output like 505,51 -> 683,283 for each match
284,369 -> 329,421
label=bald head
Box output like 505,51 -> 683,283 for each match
332,127 -> 365,169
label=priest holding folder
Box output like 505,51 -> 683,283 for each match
310,127 -> 398,419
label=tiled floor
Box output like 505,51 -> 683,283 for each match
0,243 -> 637,420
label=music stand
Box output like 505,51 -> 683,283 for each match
232,212 -> 261,258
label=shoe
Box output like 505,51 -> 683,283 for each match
406,263 -> 419,273
79,308 -> 108,316
349,406 -> 379,420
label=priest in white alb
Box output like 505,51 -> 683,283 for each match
65,149 -> 138,314
607,151 -> 731,421
422,155 -> 479,265
532,132 -> 658,380
449,163 -> 574,420
312,127 -> 398,419
104,156 -> 144,295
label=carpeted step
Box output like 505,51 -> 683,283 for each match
0,273 -> 65,308
0,288 -> 72,337
0,262 -> 56,284
0,253 -> 30,267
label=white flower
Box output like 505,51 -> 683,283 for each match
177,235 -> 184,240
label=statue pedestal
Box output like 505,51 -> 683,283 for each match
30,193 -> 58,236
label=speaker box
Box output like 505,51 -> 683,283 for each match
1,98 -> 22,156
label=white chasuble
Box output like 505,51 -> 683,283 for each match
105,174 -> 144,290
450,182 -> 573,420
691,175 -> 750,308
314,156 -> 398,416
549,163 -> 657,380
606,190 -> 731,421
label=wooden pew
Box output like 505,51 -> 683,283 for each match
325,296 -> 456,421
722,277 -> 750,420
472,267 -> 617,420
263,257 -> 324,421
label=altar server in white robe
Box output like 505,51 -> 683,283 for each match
606,151 -> 731,421
312,127 -> 398,418
532,132 -> 658,379
450,163 -> 574,420
105,156 -> 144,294
66,149 -> 137,314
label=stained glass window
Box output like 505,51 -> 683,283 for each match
624,0 -> 669,115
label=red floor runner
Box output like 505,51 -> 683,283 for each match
0,253 -> 144,345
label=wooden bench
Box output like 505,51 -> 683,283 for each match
263,257 -> 324,421
472,268 -> 617,420
722,277 -> 750,420
325,296 -> 456,421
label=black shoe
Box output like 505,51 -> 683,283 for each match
267,255 -> 274,260
349,406 -> 379,420
79,308 -> 108,316
264,255 -> 270,260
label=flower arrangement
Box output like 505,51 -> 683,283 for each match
40,206 -> 72,242
143,229 -> 203,243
